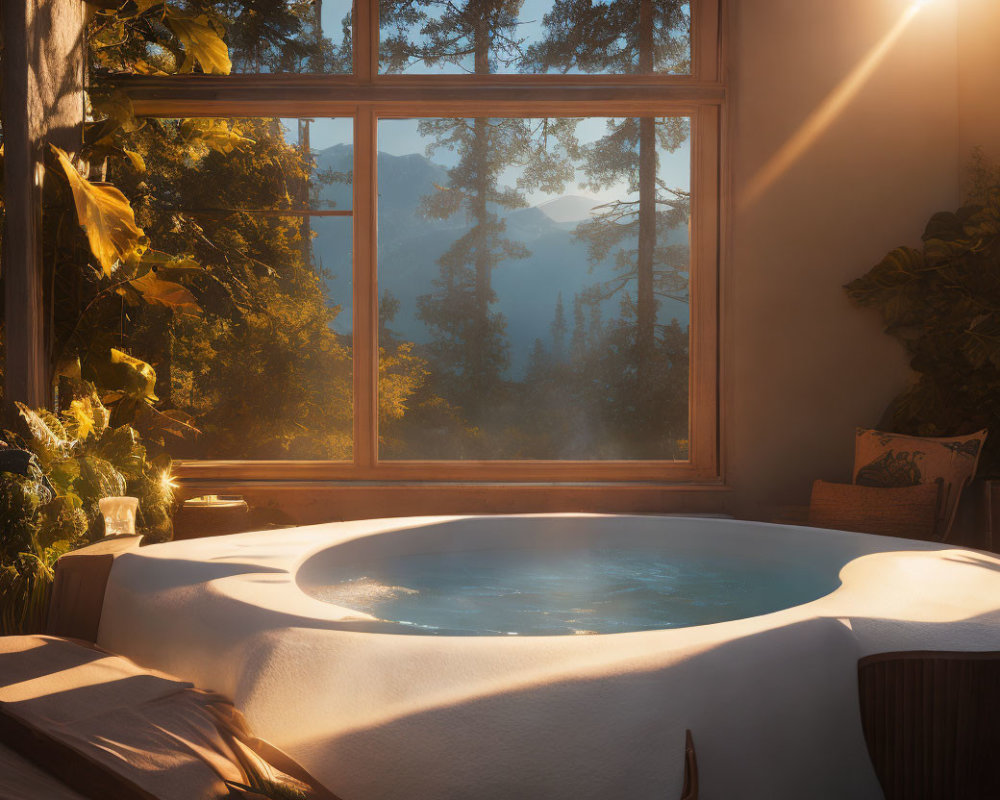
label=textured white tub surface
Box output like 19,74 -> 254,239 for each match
97,514 -> 1000,800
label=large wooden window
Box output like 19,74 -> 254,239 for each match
107,0 -> 723,484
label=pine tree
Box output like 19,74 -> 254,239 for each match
550,292 -> 567,363
522,0 -> 690,75
381,1 -> 575,442
526,0 -> 692,457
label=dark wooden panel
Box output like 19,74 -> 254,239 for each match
1,0 -> 84,416
858,651 -> 1000,800
46,536 -> 143,643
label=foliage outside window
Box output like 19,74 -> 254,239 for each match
49,0 -> 722,480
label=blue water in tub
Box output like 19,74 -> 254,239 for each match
302,547 -> 838,635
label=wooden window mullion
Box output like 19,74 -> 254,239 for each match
694,0 -> 724,83
353,108 -> 379,468
354,0 -> 375,84
689,103 -> 721,481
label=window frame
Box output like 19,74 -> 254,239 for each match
111,0 -> 725,484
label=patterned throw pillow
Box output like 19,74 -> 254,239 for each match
852,428 -> 988,541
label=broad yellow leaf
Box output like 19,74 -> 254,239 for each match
129,271 -> 201,316
90,90 -> 139,133
54,356 -> 82,380
101,348 -> 158,404
131,404 -> 201,443
180,118 -> 253,155
66,399 -> 96,441
15,403 -> 70,453
129,58 -> 169,76
123,149 -> 146,172
113,349 -> 158,403
164,8 -> 231,75
128,248 -> 202,276
50,146 -> 144,276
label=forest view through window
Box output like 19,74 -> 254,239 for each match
378,117 -> 691,459
100,118 -> 355,460
80,0 -> 719,475
89,0 -> 690,76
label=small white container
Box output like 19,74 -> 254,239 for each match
99,496 -> 139,537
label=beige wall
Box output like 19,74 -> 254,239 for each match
725,0 -> 965,518
958,0 -> 1000,174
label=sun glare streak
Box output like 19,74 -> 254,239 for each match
739,5 -> 924,210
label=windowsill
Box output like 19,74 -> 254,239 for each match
172,460 -> 721,484
171,477 -> 732,527
175,478 -> 730,489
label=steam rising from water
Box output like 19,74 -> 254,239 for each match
323,578 -> 418,606
303,547 -> 838,636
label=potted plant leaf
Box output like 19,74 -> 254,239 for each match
846,152 -> 1000,545
0,386 -> 176,635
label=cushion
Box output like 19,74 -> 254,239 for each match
852,428 -> 987,540
808,480 -> 941,539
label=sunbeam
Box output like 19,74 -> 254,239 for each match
740,4 -> 928,210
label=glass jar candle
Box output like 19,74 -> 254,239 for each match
99,496 -> 139,537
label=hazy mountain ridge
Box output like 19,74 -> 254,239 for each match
311,145 -> 690,376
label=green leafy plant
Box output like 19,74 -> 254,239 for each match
846,153 -> 1000,476
0,0 -> 256,448
0,388 -> 175,635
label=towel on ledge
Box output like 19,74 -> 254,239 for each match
0,635 -> 342,800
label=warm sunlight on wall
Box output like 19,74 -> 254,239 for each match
740,0 -> 942,209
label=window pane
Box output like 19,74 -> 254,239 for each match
87,0 -> 352,76
377,117 -> 691,460
225,0 -> 353,73
379,0 -> 690,75
100,118 -> 353,459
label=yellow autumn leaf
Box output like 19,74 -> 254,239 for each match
50,145 -> 144,276
164,8 -> 232,75
180,118 -> 253,155
66,399 -> 96,441
109,348 -> 158,403
54,355 -> 82,380
128,57 -> 169,76
15,403 -> 70,453
129,271 -> 201,316
126,248 -> 201,274
90,90 -> 139,133
123,149 -> 146,172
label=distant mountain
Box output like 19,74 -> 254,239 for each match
309,145 -> 690,377
536,194 -> 603,223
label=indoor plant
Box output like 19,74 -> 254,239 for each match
846,153 -> 1000,477
0,386 -> 175,634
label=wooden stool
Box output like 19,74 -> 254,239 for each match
173,496 -> 252,540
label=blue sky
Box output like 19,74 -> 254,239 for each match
285,116 -> 692,208
287,1 -> 693,205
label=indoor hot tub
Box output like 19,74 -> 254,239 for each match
97,514 -> 1000,800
